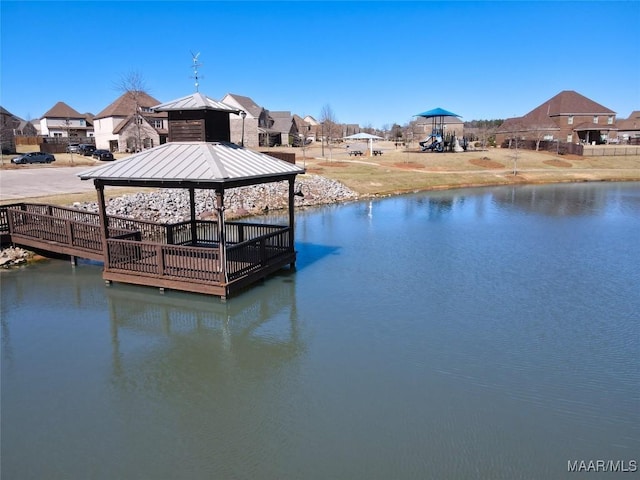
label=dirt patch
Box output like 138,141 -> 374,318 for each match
544,159 -> 573,168
393,162 -> 425,169
469,157 -> 505,169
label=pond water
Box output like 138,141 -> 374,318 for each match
2,182 -> 639,479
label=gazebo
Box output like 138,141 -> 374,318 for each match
79,92 -> 305,300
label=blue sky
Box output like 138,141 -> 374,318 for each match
1,1 -> 638,129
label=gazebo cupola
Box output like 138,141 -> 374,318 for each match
153,92 -> 241,143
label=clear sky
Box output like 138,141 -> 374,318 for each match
1,1 -> 638,129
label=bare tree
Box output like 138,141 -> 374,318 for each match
319,104 -> 339,160
114,71 -> 150,152
529,124 -> 558,151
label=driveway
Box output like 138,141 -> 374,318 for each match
0,166 -> 97,202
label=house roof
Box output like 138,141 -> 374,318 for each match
617,111 -> 640,131
94,91 -> 163,119
270,111 -> 294,133
497,90 -> 615,134
571,121 -> 617,132
78,141 -> 305,189
41,101 -> 84,119
112,115 -> 167,135
153,92 -> 240,113
303,115 -> 319,126
222,93 -> 263,118
535,90 -> 615,116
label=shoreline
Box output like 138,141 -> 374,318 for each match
1,142 -> 639,210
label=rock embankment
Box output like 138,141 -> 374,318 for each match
70,174 -> 359,223
0,247 -> 34,268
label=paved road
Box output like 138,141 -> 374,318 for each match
0,166 -> 96,202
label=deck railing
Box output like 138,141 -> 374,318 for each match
3,203 -> 293,290
227,227 -> 292,280
6,208 -> 139,254
106,239 -> 222,283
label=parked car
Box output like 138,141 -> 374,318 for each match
78,144 -> 96,156
92,149 -> 114,161
66,143 -> 80,153
11,152 -> 56,164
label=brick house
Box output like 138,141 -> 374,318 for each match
496,90 -> 617,146
616,111 -> 640,144
39,101 -> 94,139
222,93 -> 282,148
270,111 -> 297,146
93,91 -> 167,152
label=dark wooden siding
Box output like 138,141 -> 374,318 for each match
167,110 -> 231,143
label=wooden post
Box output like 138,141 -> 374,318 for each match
216,189 -> 228,284
288,177 -> 296,268
189,187 -> 197,246
95,181 -> 110,265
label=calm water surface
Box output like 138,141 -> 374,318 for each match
2,182 -> 639,479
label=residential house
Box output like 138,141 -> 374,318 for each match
302,115 -> 319,142
496,90 -> 617,146
0,107 -> 37,137
615,111 -> 640,144
221,93 -> 279,148
1,106 -> 20,153
93,91 -> 167,152
293,114 -> 316,143
39,101 -> 94,139
16,118 -> 37,137
269,111 -> 297,146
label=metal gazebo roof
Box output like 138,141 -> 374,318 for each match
78,141 -> 305,189
152,92 -> 240,113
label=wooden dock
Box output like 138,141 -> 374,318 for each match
1,203 -> 296,299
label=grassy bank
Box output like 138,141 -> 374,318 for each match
287,142 -> 640,197
2,142 -> 638,207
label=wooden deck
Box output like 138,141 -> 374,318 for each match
1,203 -> 296,299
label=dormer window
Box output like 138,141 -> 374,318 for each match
608,116 -> 614,125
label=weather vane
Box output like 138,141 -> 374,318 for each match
190,52 -> 203,92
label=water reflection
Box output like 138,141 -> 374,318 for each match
105,277 -> 303,381
492,182 -> 640,217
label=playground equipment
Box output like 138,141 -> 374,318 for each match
414,107 -> 462,153
419,134 -> 444,152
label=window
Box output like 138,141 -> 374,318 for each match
608,116 -> 614,125
567,134 -> 572,142
152,120 -> 163,129
53,132 -> 62,137
143,138 -> 154,149
568,116 -> 573,125
593,116 -> 598,124
140,107 -> 153,113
